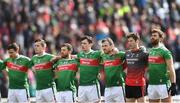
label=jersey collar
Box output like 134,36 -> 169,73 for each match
36,52 -> 47,57
15,54 -> 21,59
83,49 -> 93,54
152,43 -> 164,49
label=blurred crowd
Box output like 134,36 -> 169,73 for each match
0,0 -> 180,97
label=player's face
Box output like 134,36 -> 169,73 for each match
34,42 -> 45,54
102,41 -> 113,54
81,39 -> 92,52
8,49 -> 18,58
127,37 -> 138,49
60,47 -> 70,58
151,32 -> 160,46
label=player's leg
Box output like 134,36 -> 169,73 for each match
148,85 -> 163,103
149,99 -> 161,103
137,96 -> 146,103
43,88 -> 56,102
7,89 -> 17,103
161,96 -> 172,103
136,86 -> 146,103
87,84 -> 101,103
78,86 -> 87,103
16,89 -> 29,102
56,91 -> 64,102
125,85 -> 136,103
113,86 -> 125,103
160,84 -> 172,102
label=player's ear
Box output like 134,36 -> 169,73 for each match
90,42 -> 93,47
159,37 -> 164,42
69,50 -> 72,54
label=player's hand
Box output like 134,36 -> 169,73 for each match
140,46 -> 146,52
110,48 -> 119,55
168,83 -> 177,96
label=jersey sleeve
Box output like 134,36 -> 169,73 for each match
163,49 -> 172,60
76,53 -> 80,67
119,51 -> 125,62
119,51 -> 127,70
25,57 -> 31,70
52,62 -> 57,70
0,60 -> 5,71
28,58 -> 34,69
1,59 -> 7,71
97,51 -> 103,70
144,52 -> 149,66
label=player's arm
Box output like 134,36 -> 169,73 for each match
121,51 -> 127,70
164,51 -> 177,96
75,54 -> 80,81
28,58 -> 36,73
1,60 -> 8,82
163,50 -> 176,84
110,47 -> 119,55
50,55 -> 62,63
165,58 -> 176,83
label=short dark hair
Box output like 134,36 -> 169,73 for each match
81,36 -> 93,43
126,32 -> 140,41
101,38 -> 114,46
34,39 -> 46,47
151,28 -> 165,38
61,43 -> 73,51
7,43 -> 19,51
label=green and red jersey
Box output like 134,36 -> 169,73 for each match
53,58 -> 78,92
101,51 -> 125,87
1,55 -> 30,89
148,46 -> 172,85
29,53 -> 54,90
77,50 -> 101,85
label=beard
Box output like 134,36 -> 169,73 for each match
61,54 -> 69,58
151,38 -> 159,46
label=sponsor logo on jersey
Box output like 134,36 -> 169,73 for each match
104,59 -> 122,67
80,58 -> 99,66
148,56 -> 165,64
6,62 -> 28,72
34,62 -> 52,70
56,63 -> 78,71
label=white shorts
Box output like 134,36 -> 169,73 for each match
8,89 -> 29,103
105,86 -> 125,103
78,84 -> 100,103
148,84 -> 169,100
56,91 -> 76,102
36,88 -> 56,102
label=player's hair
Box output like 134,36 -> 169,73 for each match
126,32 -> 140,41
151,28 -> 165,39
61,43 -> 73,51
101,38 -> 114,46
80,36 -> 93,43
7,43 -> 19,51
34,39 -> 47,47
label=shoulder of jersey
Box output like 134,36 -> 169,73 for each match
20,55 -> 30,60
160,46 -> 169,51
45,53 -> 54,57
